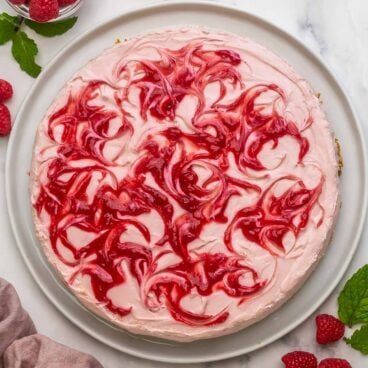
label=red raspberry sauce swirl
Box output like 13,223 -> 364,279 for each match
34,43 -> 324,327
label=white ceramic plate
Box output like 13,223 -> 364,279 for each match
5,1 -> 367,364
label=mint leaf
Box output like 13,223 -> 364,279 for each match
25,17 -> 78,37
0,13 -> 19,45
338,265 -> 368,326
346,324 -> 368,354
11,31 -> 41,78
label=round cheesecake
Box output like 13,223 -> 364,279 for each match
31,27 -> 340,342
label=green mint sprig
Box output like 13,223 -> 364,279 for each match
345,324 -> 368,354
338,264 -> 368,354
0,13 -> 18,44
0,12 -> 78,78
338,265 -> 368,326
24,17 -> 77,37
12,31 -> 41,78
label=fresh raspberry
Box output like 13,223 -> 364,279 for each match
318,358 -> 352,368
0,79 -> 13,103
0,104 -> 11,137
282,351 -> 318,368
58,0 -> 77,6
29,0 -> 59,22
316,314 -> 345,344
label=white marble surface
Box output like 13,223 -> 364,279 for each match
0,0 -> 368,366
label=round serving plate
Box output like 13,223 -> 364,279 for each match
5,1 -> 367,363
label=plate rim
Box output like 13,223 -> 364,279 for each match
5,0 -> 368,363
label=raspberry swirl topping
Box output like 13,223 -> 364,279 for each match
32,28 -> 338,339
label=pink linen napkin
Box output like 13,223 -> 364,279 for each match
0,278 -> 103,367
3,335 -> 103,368
0,278 -> 36,355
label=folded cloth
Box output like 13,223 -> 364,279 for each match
0,278 -> 36,355
3,334 -> 103,368
0,277 -> 103,367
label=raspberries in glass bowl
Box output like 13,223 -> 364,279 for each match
7,0 -> 83,23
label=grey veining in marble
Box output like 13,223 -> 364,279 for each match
0,0 -> 367,366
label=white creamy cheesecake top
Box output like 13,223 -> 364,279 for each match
31,27 -> 340,342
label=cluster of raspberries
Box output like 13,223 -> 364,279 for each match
0,80 -> 13,137
9,0 -> 78,22
282,314 -> 350,368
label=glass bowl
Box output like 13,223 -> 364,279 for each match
5,0 -> 84,22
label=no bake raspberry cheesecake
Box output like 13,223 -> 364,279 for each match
30,27 -> 340,342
